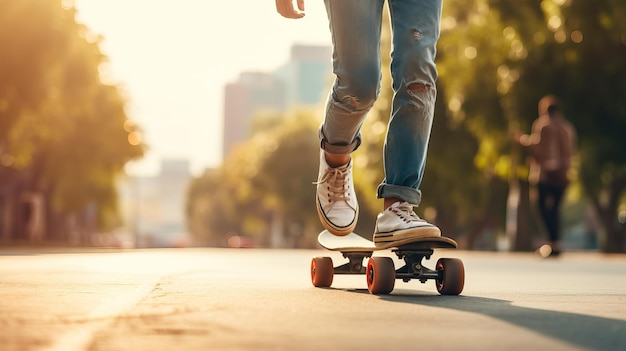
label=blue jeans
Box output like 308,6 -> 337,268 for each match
320,0 -> 442,206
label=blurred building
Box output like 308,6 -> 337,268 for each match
274,44 -> 332,107
118,158 -> 192,248
222,44 -> 332,160
223,72 -> 285,160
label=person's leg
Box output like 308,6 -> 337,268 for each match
374,0 -> 443,242
549,184 -> 566,253
321,0 -> 385,153
537,183 -> 551,234
317,0 -> 385,236
378,0 -> 442,206
537,183 -> 561,254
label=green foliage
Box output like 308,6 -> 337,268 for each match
187,110 -> 322,247
438,0 -> 626,251
256,111 -> 320,223
0,0 -> 145,235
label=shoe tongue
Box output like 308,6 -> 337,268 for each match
389,201 -> 409,210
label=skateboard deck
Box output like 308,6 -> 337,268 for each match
317,230 -> 457,252
311,230 -> 464,295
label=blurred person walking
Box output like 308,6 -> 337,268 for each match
517,96 -> 577,256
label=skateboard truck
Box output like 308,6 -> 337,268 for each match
333,248 -> 439,284
392,247 -> 439,283
333,251 -> 373,275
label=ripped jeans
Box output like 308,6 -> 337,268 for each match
320,0 -> 442,205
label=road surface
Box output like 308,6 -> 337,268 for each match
1,247 -> 625,350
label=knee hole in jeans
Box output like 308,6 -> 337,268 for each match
407,83 -> 431,93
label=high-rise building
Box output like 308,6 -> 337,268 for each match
222,44 -> 331,160
222,72 -> 285,160
274,44 -> 332,107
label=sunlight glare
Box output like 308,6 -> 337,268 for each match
61,0 -> 75,10
371,120 -> 386,136
571,30 -> 583,44
548,15 -> 562,32
509,40 -> 528,60
1,154 -> 14,167
98,62 -> 115,85
503,27 -> 516,40
441,16 -> 457,31
511,40 -> 524,53
123,119 -> 138,133
554,30 -> 567,43
448,97 -> 462,113
497,65 -> 510,79
423,207 -> 437,223
497,81 -> 510,95
128,131 -> 142,146
464,46 -> 477,60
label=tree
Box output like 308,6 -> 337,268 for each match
435,0 -> 534,250
438,0 -> 626,252
187,110 -> 322,248
254,111 -> 323,247
0,0 -> 144,241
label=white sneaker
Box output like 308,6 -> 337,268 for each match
315,151 -> 358,236
374,201 -> 440,243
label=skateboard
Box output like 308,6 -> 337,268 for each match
311,230 -> 464,295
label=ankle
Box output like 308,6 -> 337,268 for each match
383,198 -> 402,211
324,152 -> 350,168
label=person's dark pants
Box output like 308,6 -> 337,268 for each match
537,182 -> 566,243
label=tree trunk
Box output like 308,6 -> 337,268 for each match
586,178 -> 626,253
507,179 -> 534,251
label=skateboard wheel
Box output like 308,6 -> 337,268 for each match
366,257 -> 395,295
435,258 -> 464,295
311,257 -> 333,288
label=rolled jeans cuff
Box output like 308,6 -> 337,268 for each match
319,127 -> 361,154
377,184 -> 422,206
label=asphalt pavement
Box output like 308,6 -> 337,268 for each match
0,247 -> 625,351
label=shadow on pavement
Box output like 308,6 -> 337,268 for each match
379,291 -> 626,350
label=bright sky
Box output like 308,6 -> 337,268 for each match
73,0 -> 331,176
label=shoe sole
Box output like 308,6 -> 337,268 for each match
316,196 -> 358,237
373,226 -> 441,243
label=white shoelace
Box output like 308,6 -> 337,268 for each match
314,164 -> 355,209
389,202 -> 424,223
